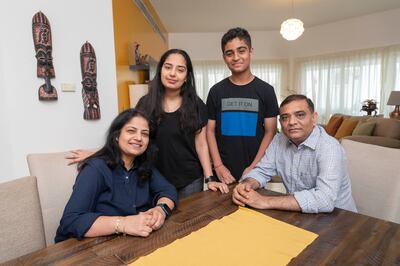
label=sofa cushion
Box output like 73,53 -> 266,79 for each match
367,117 -> 400,139
325,116 -> 344,136
344,135 -> 400,148
342,139 -> 400,223
352,121 -> 376,136
335,119 -> 359,139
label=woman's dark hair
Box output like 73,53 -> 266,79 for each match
79,109 -> 157,182
136,49 -> 203,134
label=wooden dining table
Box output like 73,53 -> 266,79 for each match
4,187 -> 400,265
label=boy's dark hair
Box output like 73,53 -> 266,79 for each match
280,94 -> 315,113
221,27 -> 252,52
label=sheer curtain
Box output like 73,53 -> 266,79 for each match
382,45 -> 400,115
193,60 -> 287,102
295,44 -> 400,123
252,60 -> 287,102
193,61 -> 229,101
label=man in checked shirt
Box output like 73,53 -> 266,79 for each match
232,94 -> 357,213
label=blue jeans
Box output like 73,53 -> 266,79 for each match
178,177 -> 203,199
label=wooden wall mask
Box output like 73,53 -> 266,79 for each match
80,42 -> 100,120
32,11 -> 57,100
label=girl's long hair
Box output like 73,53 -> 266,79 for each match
136,49 -> 203,134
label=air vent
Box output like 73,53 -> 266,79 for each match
133,0 -> 167,43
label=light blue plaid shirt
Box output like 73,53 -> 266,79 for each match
243,125 -> 357,213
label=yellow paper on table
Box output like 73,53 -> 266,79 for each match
131,207 -> 318,266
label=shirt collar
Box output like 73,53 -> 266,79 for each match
117,160 -> 138,173
285,125 -> 321,150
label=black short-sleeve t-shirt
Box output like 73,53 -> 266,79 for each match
206,77 -> 279,180
137,96 -> 208,189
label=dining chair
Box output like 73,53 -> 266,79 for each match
342,139 -> 400,223
27,152 -> 78,246
0,176 -> 46,263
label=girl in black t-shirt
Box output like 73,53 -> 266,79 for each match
136,49 -> 228,198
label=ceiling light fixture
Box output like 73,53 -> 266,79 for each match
280,0 -> 304,41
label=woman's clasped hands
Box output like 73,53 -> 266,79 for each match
122,207 -> 167,237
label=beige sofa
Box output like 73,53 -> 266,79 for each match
325,114 -> 400,148
0,176 -> 46,263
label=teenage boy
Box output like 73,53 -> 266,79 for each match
206,27 -> 279,184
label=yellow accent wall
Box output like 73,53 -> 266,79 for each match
112,0 -> 168,112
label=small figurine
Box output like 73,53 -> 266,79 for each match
140,54 -> 149,65
134,42 -> 140,65
132,42 -> 149,65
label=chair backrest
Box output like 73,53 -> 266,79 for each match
0,176 -> 46,263
27,152 -> 78,246
342,139 -> 400,223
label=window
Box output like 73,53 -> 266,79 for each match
193,60 -> 286,102
296,45 -> 400,122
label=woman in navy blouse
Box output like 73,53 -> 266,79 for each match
55,109 -> 178,243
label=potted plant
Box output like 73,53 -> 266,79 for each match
361,99 -> 378,116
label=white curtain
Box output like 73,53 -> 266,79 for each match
193,61 -> 229,101
251,60 -> 287,102
295,44 -> 400,123
193,60 -> 287,102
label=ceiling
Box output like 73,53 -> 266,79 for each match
150,0 -> 400,33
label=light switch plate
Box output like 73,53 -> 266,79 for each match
61,83 -> 76,92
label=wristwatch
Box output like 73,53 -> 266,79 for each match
157,203 -> 171,219
204,175 -> 218,184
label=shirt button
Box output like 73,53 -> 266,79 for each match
125,176 -> 129,179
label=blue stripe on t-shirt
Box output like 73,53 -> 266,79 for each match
221,111 -> 258,136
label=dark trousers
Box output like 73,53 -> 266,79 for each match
178,177 -> 203,199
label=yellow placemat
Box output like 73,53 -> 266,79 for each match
131,207 -> 318,266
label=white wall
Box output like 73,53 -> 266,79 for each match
288,8 -> 400,58
168,31 -> 289,61
169,8 -> 400,60
0,0 -> 118,182
169,8 -> 400,98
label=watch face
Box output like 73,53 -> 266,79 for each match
162,203 -> 171,214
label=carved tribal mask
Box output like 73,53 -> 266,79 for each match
80,42 -> 100,120
32,11 -> 57,100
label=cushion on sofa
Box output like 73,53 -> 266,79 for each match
334,119 -> 359,139
342,139 -> 400,223
367,117 -> 400,139
344,135 -> 400,148
352,121 -> 376,136
325,116 -> 344,136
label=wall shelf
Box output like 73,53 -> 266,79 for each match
129,64 -> 150,83
129,64 -> 149,71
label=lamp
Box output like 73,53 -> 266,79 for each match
280,0 -> 304,41
387,91 -> 400,119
